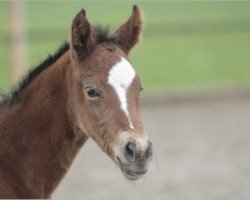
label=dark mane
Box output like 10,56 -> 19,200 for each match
0,25 -> 112,106
1,42 -> 69,106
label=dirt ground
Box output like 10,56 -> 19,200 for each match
53,92 -> 250,199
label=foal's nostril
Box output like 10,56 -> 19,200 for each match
124,141 -> 153,163
126,143 -> 135,156
144,141 -> 153,159
124,142 -> 137,162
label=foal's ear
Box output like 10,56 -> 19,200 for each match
71,9 -> 94,60
112,5 -> 143,54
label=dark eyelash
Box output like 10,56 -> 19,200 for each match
87,89 -> 100,98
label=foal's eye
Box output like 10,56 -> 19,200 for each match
86,89 -> 100,98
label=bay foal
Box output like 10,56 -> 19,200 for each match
0,6 -> 152,198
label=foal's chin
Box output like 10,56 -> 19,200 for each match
116,157 -> 149,181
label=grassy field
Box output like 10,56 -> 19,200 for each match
1,1 -> 250,93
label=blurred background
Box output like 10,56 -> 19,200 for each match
1,1 -> 250,199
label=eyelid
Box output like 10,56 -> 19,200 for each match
85,85 -> 95,90
85,86 -> 102,97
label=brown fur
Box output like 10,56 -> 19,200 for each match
112,5 -> 143,54
0,6 -> 150,198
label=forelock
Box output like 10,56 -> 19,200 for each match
93,25 -> 114,44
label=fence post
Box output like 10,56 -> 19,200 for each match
9,1 -> 27,85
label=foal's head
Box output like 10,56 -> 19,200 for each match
70,6 -> 152,180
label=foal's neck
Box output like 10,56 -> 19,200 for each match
2,52 -> 88,198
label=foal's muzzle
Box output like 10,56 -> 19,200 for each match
124,141 -> 153,163
117,140 -> 153,180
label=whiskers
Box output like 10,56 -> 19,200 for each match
151,140 -> 159,170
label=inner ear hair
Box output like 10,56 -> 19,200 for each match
71,9 -> 95,60
112,5 -> 143,54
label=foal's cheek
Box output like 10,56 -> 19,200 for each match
90,101 -> 101,118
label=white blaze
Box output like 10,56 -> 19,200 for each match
108,57 -> 136,129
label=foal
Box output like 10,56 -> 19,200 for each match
0,6 -> 152,198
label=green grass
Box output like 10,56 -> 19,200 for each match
133,32 -> 250,90
1,1 -> 250,93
